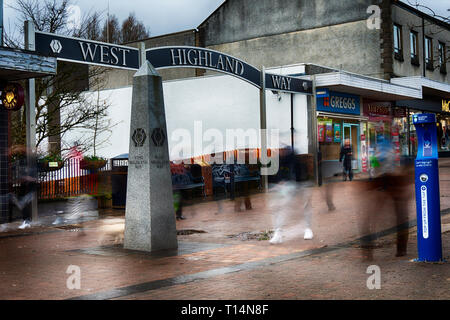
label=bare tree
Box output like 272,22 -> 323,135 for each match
6,0 -> 113,158
101,14 -> 121,44
121,12 -> 150,44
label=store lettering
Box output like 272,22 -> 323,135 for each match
368,105 -> 389,115
330,96 -> 356,110
170,48 -> 245,76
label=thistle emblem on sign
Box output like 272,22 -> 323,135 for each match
132,128 -> 147,147
151,128 -> 166,147
50,39 -> 63,54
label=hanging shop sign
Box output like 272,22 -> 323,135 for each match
35,31 -> 140,70
317,91 -> 360,115
0,83 -> 25,111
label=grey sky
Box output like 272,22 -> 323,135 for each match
3,0 -> 449,40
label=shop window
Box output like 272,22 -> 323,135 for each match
393,24 -> 404,61
439,42 -> 447,74
425,36 -> 434,71
410,31 -> 420,66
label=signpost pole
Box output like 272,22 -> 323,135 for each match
24,20 -> 38,222
310,75 -> 319,186
259,66 -> 268,191
139,42 -> 146,67
413,113 -> 443,262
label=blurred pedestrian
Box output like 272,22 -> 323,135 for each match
319,145 -> 336,212
269,146 -> 313,244
9,145 -> 38,229
174,190 -> 185,220
339,139 -> 353,181
357,139 -> 414,260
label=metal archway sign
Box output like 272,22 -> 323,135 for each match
34,31 -> 312,94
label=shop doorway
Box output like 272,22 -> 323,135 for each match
343,123 -> 360,171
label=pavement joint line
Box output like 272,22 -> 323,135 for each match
67,210 -> 450,300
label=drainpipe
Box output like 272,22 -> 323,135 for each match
290,93 -> 294,151
0,0 -> 3,46
422,15 -> 426,77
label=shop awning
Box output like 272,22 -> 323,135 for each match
300,71 -> 422,101
390,76 -> 450,99
316,111 -> 368,121
0,47 -> 57,81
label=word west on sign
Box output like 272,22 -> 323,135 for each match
35,31 -> 140,70
79,42 -> 131,67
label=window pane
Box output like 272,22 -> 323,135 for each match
394,25 -> 400,52
439,43 -> 445,64
410,32 -> 416,56
425,37 -> 431,61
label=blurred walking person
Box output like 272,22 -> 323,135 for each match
269,146 -> 313,244
9,145 -> 38,229
358,139 -> 414,260
340,139 -> 353,181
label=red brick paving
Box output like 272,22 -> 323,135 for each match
0,161 -> 449,300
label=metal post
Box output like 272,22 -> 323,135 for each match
0,0 -> 3,47
259,66 -> 268,191
290,93 -> 294,151
310,75 -> 319,186
24,21 -> 38,221
139,42 -> 146,67
407,108 -> 411,156
422,16 -> 426,77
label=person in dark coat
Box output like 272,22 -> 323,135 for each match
339,139 -> 353,181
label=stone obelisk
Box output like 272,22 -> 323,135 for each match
124,60 -> 178,252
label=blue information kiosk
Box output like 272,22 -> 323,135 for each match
413,113 -> 443,262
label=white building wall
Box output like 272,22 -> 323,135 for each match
65,71 -> 309,160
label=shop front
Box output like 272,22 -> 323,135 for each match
363,101 -> 409,168
316,90 -> 367,179
395,96 -> 449,156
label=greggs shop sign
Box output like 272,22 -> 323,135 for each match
316,91 -> 360,115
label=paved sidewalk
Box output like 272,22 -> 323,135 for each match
0,162 -> 449,300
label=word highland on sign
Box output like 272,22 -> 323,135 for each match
146,46 -> 312,94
